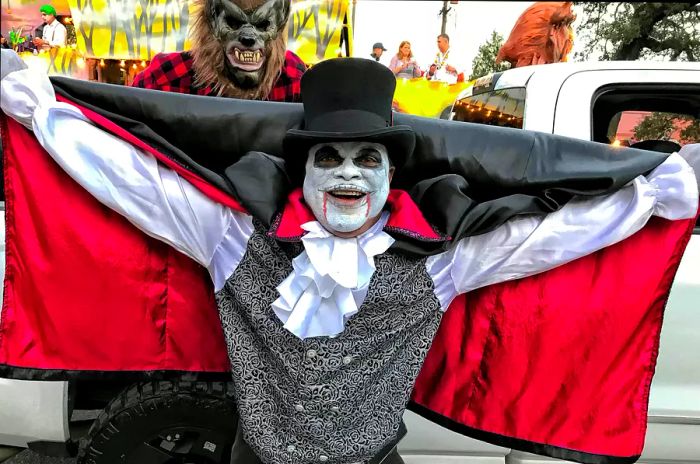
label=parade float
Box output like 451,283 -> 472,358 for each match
1,0 -> 474,118
0,1 -> 577,119
391,0 -> 578,119
1,0 -> 352,84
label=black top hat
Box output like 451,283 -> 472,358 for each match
283,58 -> 416,174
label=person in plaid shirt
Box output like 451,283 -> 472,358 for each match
134,0 -> 306,103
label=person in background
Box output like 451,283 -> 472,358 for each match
32,4 -> 66,51
0,34 -> 10,50
389,41 -> 422,79
430,33 -> 459,83
370,42 -> 387,63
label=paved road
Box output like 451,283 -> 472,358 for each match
4,451 -> 74,464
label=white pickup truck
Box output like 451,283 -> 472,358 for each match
1,61 -> 699,464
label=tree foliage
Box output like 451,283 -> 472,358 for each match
681,119 -> 700,142
633,113 -> 675,140
469,30 -> 511,80
633,112 -> 700,144
574,2 -> 700,61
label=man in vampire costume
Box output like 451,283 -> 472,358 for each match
133,0 -> 306,101
2,53 -> 700,463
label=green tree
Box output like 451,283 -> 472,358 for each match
633,112 -> 700,144
469,30 -> 510,80
681,119 -> 700,143
574,3 -> 700,61
633,113 -> 675,140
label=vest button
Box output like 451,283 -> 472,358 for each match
306,349 -> 317,359
295,403 -> 305,412
319,455 -> 329,462
330,406 -> 340,413
342,355 -> 353,365
287,445 -> 296,452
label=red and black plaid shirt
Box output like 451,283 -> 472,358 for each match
132,50 -> 306,102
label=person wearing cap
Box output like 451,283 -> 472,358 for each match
371,41 -> 387,63
2,57 -> 699,463
32,4 -> 66,51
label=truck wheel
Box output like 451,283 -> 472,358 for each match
77,380 -> 238,464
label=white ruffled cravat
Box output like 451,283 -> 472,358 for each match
271,213 -> 395,339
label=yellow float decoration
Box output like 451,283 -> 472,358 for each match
18,46 -> 89,80
61,0 -> 350,63
5,0 -> 465,119
393,78 -> 474,119
66,0 -> 193,60
288,0 -> 352,64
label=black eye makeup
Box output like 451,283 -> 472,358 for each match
313,145 -> 342,167
354,148 -> 382,168
312,145 -> 384,169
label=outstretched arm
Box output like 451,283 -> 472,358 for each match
1,67 -> 252,289
426,152 -> 699,309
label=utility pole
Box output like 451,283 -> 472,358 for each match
439,0 -> 451,35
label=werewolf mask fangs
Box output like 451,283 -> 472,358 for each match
193,0 -> 291,97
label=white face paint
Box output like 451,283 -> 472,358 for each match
303,141 -> 392,235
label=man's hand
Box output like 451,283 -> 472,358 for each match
446,64 -> 457,73
33,37 -> 45,47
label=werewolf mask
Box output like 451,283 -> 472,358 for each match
191,0 -> 291,99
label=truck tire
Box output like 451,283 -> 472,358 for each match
77,380 -> 238,464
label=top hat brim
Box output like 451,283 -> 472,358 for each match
283,125 -> 416,177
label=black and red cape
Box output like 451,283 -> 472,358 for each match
0,77 -> 696,464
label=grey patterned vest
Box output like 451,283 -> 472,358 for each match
215,222 -> 443,464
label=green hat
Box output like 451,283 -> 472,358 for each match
39,4 -> 57,16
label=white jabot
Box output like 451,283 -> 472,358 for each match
271,213 -> 395,340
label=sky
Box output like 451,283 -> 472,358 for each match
351,1 -> 587,72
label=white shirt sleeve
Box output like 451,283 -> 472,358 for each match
47,23 -> 66,47
426,152 -> 700,310
1,68 -> 253,290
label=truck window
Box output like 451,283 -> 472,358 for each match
606,111 -> 699,149
592,84 -> 700,150
451,88 -> 525,129
592,84 -> 700,232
